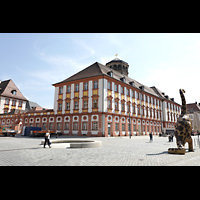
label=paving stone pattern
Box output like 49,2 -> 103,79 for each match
1,135 -> 200,166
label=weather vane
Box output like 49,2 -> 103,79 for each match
115,53 -> 118,58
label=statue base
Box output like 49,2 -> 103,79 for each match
168,148 -> 186,155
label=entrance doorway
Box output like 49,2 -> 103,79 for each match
108,123 -> 111,136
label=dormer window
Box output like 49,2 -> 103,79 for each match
139,86 -> 144,91
11,90 -> 17,95
129,81 -> 134,86
165,95 -> 169,99
107,71 -> 113,77
120,77 -> 125,83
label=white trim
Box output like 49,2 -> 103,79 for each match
64,116 -> 70,122
107,115 -> 112,122
54,87 -> 59,114
92,115 -> 98,121
73,116 -> 79,122
91,131 -> 98,135
115,116 -> 119,122
98,79 -> 103,112
88,81 -> 92,112
29,118 -> 34,123
36,117 -> 40,123
62,85 -> 66,114
82,115 -> 88,121
49,117 -> 54,122
42,117 -> 47,123
79,82 -> 83,113
70,84 -> 74,114
0,97 -> 5,113
103,79 -> 107,112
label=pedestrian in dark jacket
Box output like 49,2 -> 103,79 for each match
149,132 -> 153,142
43,130 -> 51,148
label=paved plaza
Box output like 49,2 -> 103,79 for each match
1,135 -> 200,166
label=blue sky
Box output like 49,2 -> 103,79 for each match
1,33 -> 200,108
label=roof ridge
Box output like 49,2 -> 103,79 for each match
95,62 -> 106,73
53,62 -> 105,85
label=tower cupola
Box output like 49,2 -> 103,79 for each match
105,55 -> 129,76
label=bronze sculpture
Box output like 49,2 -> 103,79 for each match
168,89 -> 194,154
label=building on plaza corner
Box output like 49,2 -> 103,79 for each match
0,57 -> 182,137
52,57 -> 181,137
0,79 -> 28,114
186,102 -> 200,130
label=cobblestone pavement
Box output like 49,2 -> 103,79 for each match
1,135 -> 200,166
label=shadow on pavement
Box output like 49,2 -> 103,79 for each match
146,151 -> 168,156
0,147 -> 40,152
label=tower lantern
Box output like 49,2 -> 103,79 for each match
105,55 -> 129,76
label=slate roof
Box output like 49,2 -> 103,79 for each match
0,79 -> 27,101
53,62 -> 104,84
187,103 -> 200,113
26,101 -> 42,110
53,61 -> 178,104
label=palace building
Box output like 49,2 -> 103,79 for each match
0,57 -> 182,137
52,57 -> 181,136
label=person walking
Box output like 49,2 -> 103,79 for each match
43,130 -> 51,148
171,133 -> 173,142
149,132 -> 153,142
55,130 -> 58,138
